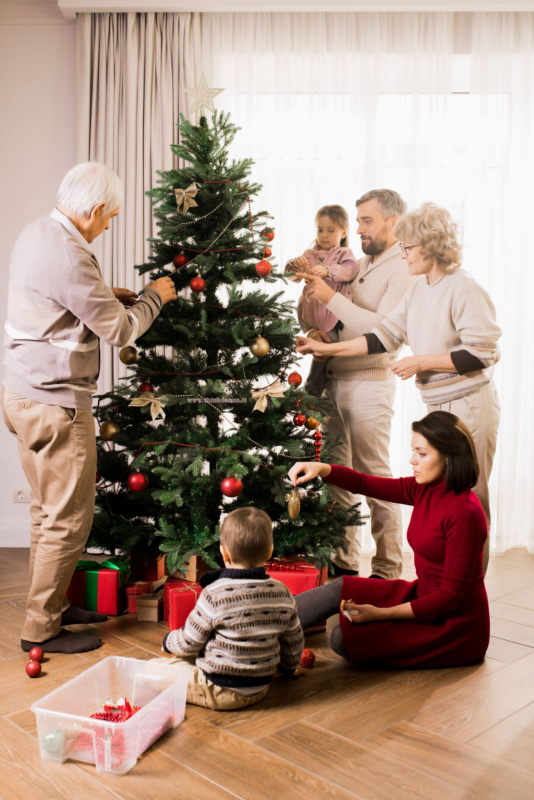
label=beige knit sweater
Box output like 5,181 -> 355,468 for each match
324,242 -> 415,382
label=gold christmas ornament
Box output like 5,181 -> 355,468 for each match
285,489 -> 301,519
119,346 -> 139,365
249,337 -> 270,358
99,420 -> 120,441
305,416 -> 320,430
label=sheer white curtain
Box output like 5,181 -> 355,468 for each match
76,11 -> 201,391
469,13 -> 534,554
201,11 -> 533,553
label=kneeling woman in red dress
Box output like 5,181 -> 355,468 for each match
288,411 -> 490,668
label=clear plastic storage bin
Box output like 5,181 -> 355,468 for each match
31,656 -> 188,775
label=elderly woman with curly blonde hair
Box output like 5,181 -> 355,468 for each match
297,203 -> 501,571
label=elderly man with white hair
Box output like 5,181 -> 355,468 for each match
2,162 -> 176,654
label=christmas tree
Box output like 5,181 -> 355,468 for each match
90,110 -> 361,575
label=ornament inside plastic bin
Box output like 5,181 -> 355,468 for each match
31,656 -> 188,775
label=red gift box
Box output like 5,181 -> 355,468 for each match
265,560 -> 327,595
163,577 -> 199,620
130,555 -> 165,582
168,581 -> 202,631
266,560 -> 327,634
126,581 -> 153,613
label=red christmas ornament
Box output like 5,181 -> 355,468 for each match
26,660 -> 42,678
262,229 -> 275,242
221,477 -> 243,497
173,252 -> 188,268
300,648 -> 316,668
263,246 -> 272,258
138,381 -> 153,393
95,471 -> 102,484
28,646 -> 44,663
126,471 -> 149,493
293,413 -> 306,426
287,371 -> 302,387
190,276 -> 206,293
256,259 -> 272,277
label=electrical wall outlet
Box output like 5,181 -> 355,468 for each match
13,487 -> 31,503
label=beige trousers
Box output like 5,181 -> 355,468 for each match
1,388 -> 97,642
324,377 -> 403,579
426,381 -> 500,574
161,658 -> 270,711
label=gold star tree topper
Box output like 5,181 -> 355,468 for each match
185,74 -> 224,115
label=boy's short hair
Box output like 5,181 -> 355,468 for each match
220,507 -> 273,566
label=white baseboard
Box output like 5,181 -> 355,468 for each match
0,519 -> 30,547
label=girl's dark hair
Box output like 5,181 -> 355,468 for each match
412,410 -> 479,493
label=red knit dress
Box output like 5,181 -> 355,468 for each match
324,465 -> 490,668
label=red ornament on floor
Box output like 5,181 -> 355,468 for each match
190,276 -> 206,293
173,252 -> 188,268
221,477 -> 243,497
26,660 -> 42,678
126,471 -> 149,493
287,371 -> 302,387
300,648 -> 315,669
28,646 -> 44,662
293,413 -> 306,426
256,259 -> 272,277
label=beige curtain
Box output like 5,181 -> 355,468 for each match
76,12 -> 201,392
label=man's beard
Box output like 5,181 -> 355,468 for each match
361,237 -> 388,256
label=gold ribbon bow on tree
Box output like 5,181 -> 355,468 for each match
174,182 -> 199,213
251,378 -> 285,413
129,392 -> 168,421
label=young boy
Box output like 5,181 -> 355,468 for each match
162,507 -> 304,711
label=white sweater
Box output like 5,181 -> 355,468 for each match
372,268 -> 501,404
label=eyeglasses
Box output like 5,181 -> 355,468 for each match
400,243 -> 420,255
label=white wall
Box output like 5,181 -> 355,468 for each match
0,1 -> 76,545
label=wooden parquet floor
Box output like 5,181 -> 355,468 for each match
1,547 -> 534,799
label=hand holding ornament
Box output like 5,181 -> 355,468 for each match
287,461 -> 331,487
147,276 -> 177,305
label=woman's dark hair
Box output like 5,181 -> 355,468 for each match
412,410 -> 479,493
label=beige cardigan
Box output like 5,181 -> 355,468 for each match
3,210 -> 162,408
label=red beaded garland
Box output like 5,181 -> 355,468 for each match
256,259 -> 272,277
314,429 -> 323,461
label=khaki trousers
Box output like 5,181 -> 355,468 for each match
324,376 -> 403,579
426,381 -> 500,574
1,388 -> 97,642
159,658 -> 270,711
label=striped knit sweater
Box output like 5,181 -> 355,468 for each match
163,568 -> 304,689
371,268 -> 501,404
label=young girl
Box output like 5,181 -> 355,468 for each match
285,205 -> 359,393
